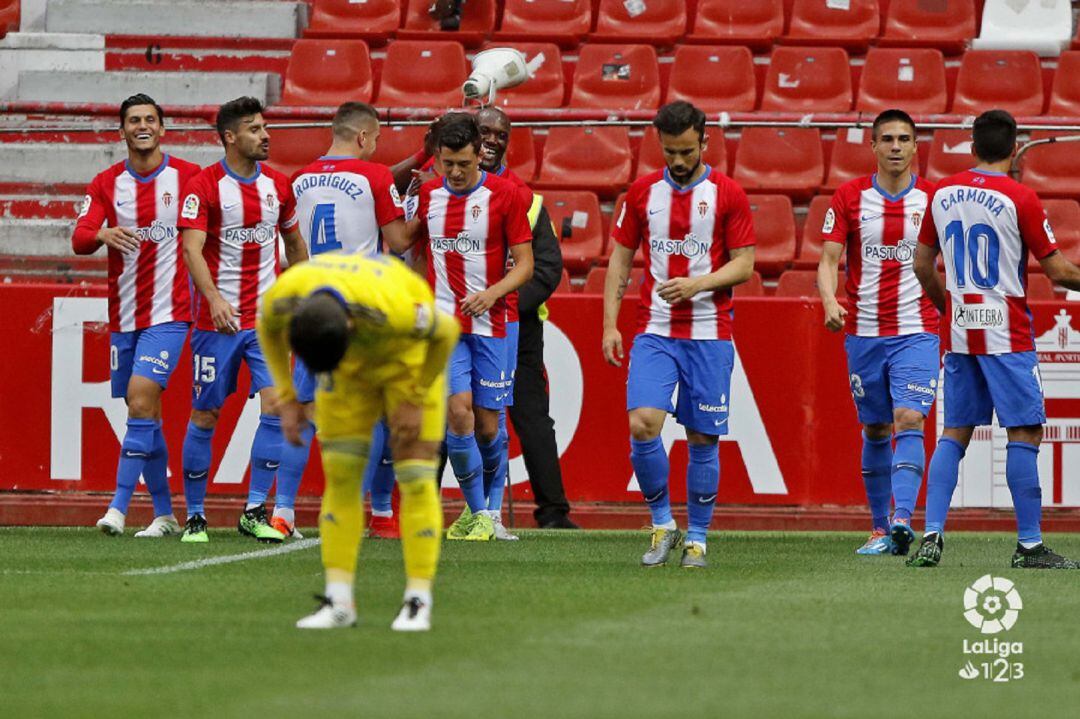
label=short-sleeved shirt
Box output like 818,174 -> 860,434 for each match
178,160 -> 298,331
74,154 -> 202,332
415,171 -> 532,337
917,169 -> 1058,354
612,166 -> 755,340
291,156 -> 403,257
823,174 -> 939,337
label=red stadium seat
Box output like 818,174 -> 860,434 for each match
1039,199 -> 1080,267
543,191 -> 606,274
687,0 -> 783,50
495,0 -> 592,48
760,46 -> 852,113
775,269 -> 844,298
926,129 -> 975,183
479,43 -> 564,109
268,127 -> 333,178
733,127 -> 824,200
856,48 -> 948,115
786,0 -> 881,51
0,0 -> 18,37
374,41 -> 468,109
582,266 -> 646,294
735,271 -> 765,297
506,128 -> 537,182
747,194 -> 796,276
664,45 -> 756,113
552,269 -> 574,295
951,51 -> 1044,117
592,0 -> 686,46
368,124 -> 427,167
796,195 -> 839,269
824,130 -> 876,190
304,0 -> 402,42
1026,273 -> 1055,300
880,0 -> 976,54
280,40 -> 373,106
634,126 -> 728,179
1019,131 -> 1080,199
398,0 -> 496,47
1048,52 -> 1080,117
569,44 -> 661,111
535,126 -> 632,198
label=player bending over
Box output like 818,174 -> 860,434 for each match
912,109 -> 1080,568
258,253 -> 460,630
602,101 -> 756,568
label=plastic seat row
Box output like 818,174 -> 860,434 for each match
281,40 -> 1079,118
305,0 -> 978,53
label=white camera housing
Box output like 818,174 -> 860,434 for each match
462,47 -> 544,106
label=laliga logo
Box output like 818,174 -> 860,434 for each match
963,575 -> 1022,634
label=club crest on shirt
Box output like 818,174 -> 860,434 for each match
181,194 -> 199,220
264,193 -> 278,211
822,207 -> 836,234
161,191 -> 173,208
697,200 -> 709,218
471,204 -> 482,221
910,210 -> 922,229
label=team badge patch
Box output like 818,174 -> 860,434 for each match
697,200 -> 709,218
181,194 -> 200,220
910,210 -> 922,229
264,193 -> 278,211
161,191 -> 173,208
471,204 -> 482,221
822,207 -> 836,234
78,195 -> 92,219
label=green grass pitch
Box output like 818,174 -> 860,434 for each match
2,528 -> 1079,718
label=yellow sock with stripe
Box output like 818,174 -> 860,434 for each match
318,440 -> 369,594
396,459 -> 443,593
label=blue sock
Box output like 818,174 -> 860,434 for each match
891,430 -> 925,523
182,422 -> 214,518
247,414 -> 282,507
365,421 -> 394,514
861,433 -> 893,532
447,431 -> 486,512
686,443 -> 720,544
486,418 -> 510,512
923,436 -> 965,536
479,430 -> 507,513
274,421 -> 313,512
110,418 -> 157,513
142,423 -> 173,517
1006,441 -> 1043,545
630,436 -> 672,526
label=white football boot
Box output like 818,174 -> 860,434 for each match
391,595 -> 432,632
295,595 -> 357,629
491,514 -> 519,541
134,514 -> 182,538
95,508 -> 125,536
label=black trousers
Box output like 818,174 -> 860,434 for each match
508,310 -> 572,523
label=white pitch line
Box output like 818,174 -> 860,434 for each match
123,538 -> 320,576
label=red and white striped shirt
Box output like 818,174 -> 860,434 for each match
177,160 -> 298,332
612,167 -> 755,340
291,156 -> 403,257
72,155 -> 201,332
416,172 -> 531,337
918,169 -> 1058,355
823,175 -> 939,337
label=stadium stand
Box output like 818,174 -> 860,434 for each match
634,126 -> 728,179
663,45 -> 757,113
591,0 -> 687,47
368,124 -> 427,167
760,46 -> 852,113
1048,51 -> 1080,116
481,42 -> 564,109
686,0 -> 784,50
1040,199 -> 1080,266
856,48 -> 949,115
552,269 -> 574,295
374,41 -> 468,108
879,0 -> 977,54
543,191 -> 606,275
0,0 -> 18,37
795,195 -> 837,270
1025,273 -> 1055,299
267,127 -> 333,178
785,0 -> 880,51
926,129 -> 976,183
735,271 -> 766,297
747,194 -> 797,276
1021,131 -> 1080,199
733,128 -> 824,200
973,0 -> 1072,56
14,69 -> 279,105
495,0 -> 593,48
398,0 -> 497,47
825,129 -> 878,191
280,39 -> 373,106
46,0 -> 305,38
951,50 -> 1045,116
304,0 -> 402,42
568,44 -> 661,111
535,127 -> 632,197
506,127 -> 538,181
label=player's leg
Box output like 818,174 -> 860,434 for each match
485,320 -> 518,539
883,332 -> 940,555
97,330 -> 141,534
627,334 -> 680,566
239,332 -> 286,543
672,338 -> 733,569
271,360 -> 317,538
467,334 -> 508,541
366,419 -> 400,539
844,335 -> 896,554
445,336 -> 486,537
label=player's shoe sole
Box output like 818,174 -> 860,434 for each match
642,527 -> 683,567
889,522 -> 915,556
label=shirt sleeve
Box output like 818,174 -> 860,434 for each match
504,187 -> 532,247
917,188 -> 940,248
177,173 -> 210,232
611,183 -> 643,250
277,176 -> 299,231
821,187 -> 851,246
723,181 -> 756,250
71,175 -> 109,254
374,167 -> 405,226
1017,189 -> 1058,260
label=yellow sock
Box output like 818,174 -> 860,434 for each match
396,459 -> 443,585
318,439 -> 369,579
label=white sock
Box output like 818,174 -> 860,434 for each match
245,502 -> 261,511
325,581 -> 354,608
1019,540 -> 1041,549
272,507 -> 295,524
655,520 -> 677,531
371,509 -> 393,518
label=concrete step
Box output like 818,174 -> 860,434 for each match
16,69 -> 280,106
46,0 -> 306,39
0,218 -> 74,255
0,143 -> 222,184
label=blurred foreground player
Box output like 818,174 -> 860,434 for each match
603,101 -> 756,568
178,97 -> 308,543
73,94 -> 201,537
817,110 -> 939,556
258,254 -> 459,630
912,110 -> 1080,568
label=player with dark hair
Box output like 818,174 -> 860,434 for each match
912,109 -> 1080,568
817,109 -> 939,556
269,101 -> 408,539
258,253 -> 460,630
177,96 -> 308,543
603,100 -> 756,568
390,113 -> 534,542
73,93 -> 201,537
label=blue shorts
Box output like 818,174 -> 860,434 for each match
844,333 -> 940,425
293,358 -> 316,404
627,333 -> 733,436
449,333 -> 509,410
110,321 -> 190,398
504,321 -> 519,408
943,351 -> 1046,428
191,329 -> 274,410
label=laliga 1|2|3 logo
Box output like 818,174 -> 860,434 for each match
957,575 -> 1025,682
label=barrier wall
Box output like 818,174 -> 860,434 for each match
2,283 -> 1078,508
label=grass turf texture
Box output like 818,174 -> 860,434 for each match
2,529 -> 1079,718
